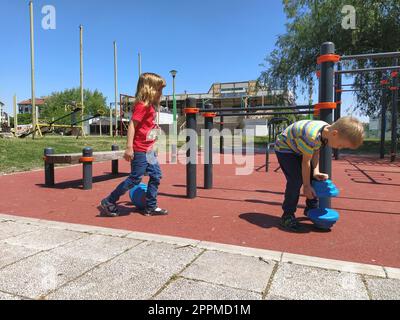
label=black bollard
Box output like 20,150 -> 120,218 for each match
44,147 -> 55,187
82,147 -> 93,190
219,115 -> 224,154
112,144 -> 119,174
185,98 -> 199,199
203,103 -> 215,189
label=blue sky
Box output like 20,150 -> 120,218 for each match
0,0 -> 362,119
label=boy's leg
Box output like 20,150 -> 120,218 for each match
275,152 -> 303,216
143,151 -> 167,216
106,152 -> 147,204
275,152 -> 304,232
304,164 -> 318,216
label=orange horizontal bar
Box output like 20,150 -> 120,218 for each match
184,108 -> 199,114
317,54 -> 341,65
389,87 -> 398,91
79,157 -> 94,163
202,112 -> 217,118
315,102 -> 337,110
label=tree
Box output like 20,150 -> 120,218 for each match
259,0 -> 400,117
40,88 -> 108,125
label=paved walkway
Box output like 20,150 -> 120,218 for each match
0,213 -> 399,300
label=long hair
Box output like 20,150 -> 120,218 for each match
134,72 -> 166,107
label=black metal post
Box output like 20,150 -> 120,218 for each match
391,63 -> 399,162
319,42 -> 336,209
82,147 -> 93,190
44,147 -> 54,186
203,104 -> 214,189
112,144 -> 119,174
219,115 -> 224,154
380,86 -> 388,159
185,98 -> 198,199
333,62 -> 342,160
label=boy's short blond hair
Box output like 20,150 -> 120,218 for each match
330,117 -> 364,148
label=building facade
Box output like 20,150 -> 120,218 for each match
17,98 -> 46,117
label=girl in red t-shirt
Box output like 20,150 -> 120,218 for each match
101,73 -> 168,217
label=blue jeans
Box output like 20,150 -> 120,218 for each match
275,151 -> 318,216
107,151 -> 162,210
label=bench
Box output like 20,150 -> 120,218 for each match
43,145 -> 125,190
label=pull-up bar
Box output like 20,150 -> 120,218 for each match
197,105 -> 312,113
341,52 -> 400,61
336,66 -> 400,74
216,111 -> 314,117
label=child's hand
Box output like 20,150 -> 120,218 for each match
123,147 -> 133,162
313,172 -> 329,181
303,185 -> 317,199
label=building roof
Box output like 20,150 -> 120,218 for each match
18,98 -> 46,106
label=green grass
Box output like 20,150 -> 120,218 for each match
0,135 -> 398,174
0,136 -> 127,174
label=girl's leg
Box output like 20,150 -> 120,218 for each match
144,151 -> 162,210
107,152 -> 147,203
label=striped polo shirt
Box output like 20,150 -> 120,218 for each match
274,120 -> 328,156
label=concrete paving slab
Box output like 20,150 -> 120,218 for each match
0,250 -> 99,299
155,278 -> 261,300
197,241 -> 282,261
4,228 -> 85,251
0,221 -> 42,241
181,251 -> 275,293
0,242 -> 40,269
282,253 -> 386,278
266,263 -> 369,300
47,242 -> 202,300
365,276 -> 400,300
385,267 -> 400,280
49,234 -> 142,263
0,291 -> 24,300
126,232 -> 201,247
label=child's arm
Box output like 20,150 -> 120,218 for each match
302,154 -> 317,199
124,120 -> 137,162
312,151 -> 329,181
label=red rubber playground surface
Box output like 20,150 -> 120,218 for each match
1,152 -> 399,268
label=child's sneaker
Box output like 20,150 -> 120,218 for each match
143,207 -> 168,216
279,214 -> 304,233
100,198 -> 119,217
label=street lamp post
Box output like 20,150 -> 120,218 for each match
170,70 -> 178,163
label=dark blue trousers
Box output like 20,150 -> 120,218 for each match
107,151 -> 162,209
275,151 -> 318,216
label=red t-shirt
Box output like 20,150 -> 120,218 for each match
131,102 -> 157,152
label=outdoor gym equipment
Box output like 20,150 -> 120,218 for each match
307,179 -> 340,230
19,107 -> 82,138
266,117 -> 291,172
129,183 -> 147,210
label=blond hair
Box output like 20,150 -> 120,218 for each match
135,73 -> 166,107
331,116 -> 364,148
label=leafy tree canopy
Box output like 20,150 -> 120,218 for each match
259,0 -> 400,117
40,88 -> 108,125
